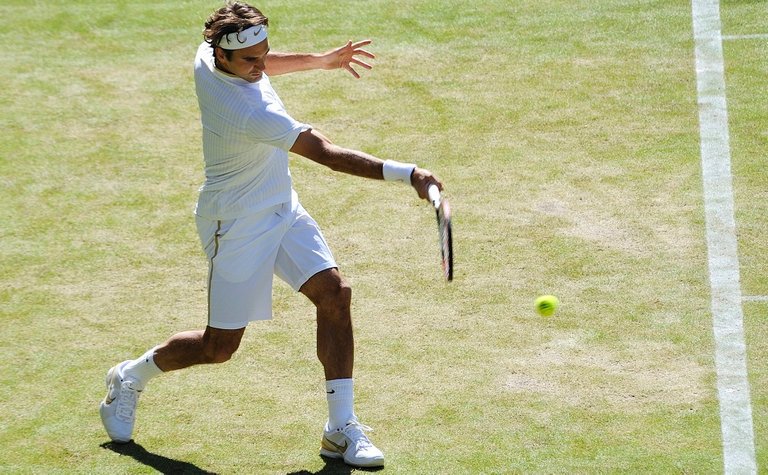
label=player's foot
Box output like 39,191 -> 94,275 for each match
99,361 -> 143,443
320,418 -> 384,468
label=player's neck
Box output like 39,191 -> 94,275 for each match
214,58 -> 236,77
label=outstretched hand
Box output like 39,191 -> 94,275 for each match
323,40 -> 375,78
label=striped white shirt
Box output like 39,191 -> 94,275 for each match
193,42 -> 310,219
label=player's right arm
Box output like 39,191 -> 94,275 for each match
289,129 -> 442,200
290,128 -> 383,179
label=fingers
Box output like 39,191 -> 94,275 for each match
340,40 -> 375,59
341,53 -> 374,78
343,63 -> 361,79
350,58 -> 373,70
343,58 -> 373,78
336,39 -> 375,78
350,39 -> 373,50
351,47 -> 375,60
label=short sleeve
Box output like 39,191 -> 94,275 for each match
246,100 -> 311,151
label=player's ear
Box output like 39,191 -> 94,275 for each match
214,46 -> 226,63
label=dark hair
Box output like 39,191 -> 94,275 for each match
203,2 -> 269,59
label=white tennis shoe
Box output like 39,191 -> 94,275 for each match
99,361 -> 142,443
320,418 -> 384,467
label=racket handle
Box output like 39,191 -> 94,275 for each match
428,184 -> 441,208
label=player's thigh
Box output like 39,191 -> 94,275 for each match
197,207 -> 288,328
208,265 -> 276,328
274,204 -> 337,292
196,208 -> 285,283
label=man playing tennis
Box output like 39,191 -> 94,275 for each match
99,1 -> 443,468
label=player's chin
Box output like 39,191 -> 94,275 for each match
242,73 -> 263,83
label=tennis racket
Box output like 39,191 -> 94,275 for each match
428,184 -> 453,282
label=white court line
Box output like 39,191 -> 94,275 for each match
723,33 -> 768,40
691,1 -> 757,474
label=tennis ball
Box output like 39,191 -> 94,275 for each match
534,295 -> 559,317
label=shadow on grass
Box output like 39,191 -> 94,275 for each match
102,441 -> 383,474
286,455 -> 384,474
100,441 -> 218,474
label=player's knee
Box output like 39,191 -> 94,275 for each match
206,345 -> 237,364
205,345 -> 237,364
302,269 -> 352,316
330,279 -> 352,309
202,331 -> 243,364
317,278 -> 352,314
337,279 -> 352,305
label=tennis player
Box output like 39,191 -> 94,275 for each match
100,1 -> 443,468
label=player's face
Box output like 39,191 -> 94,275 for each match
215,39 -> 270,83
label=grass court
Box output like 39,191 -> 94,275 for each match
1,0 -> 765,473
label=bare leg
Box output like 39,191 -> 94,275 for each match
300,268 -> 353,380
153,326 -> 246,372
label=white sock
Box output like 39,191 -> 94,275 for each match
326,378 -> 355,430
122,347 -> 163,389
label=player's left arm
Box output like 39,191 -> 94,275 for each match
290,128 -> 441,200
264,40 -> 374,78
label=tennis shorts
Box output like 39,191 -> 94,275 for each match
195,195 -> 337,330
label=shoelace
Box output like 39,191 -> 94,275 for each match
341,421 -> 374,449
115,381 -> 140,422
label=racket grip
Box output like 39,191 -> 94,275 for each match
428,184 -> 441,208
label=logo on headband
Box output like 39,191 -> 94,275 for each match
218,25 -> 268,50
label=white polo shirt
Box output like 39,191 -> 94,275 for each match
193,42 -> 311,219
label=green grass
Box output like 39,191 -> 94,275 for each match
1,0 -> 765,473
725,17 -> 768,471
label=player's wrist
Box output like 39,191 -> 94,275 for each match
382,160 -> 416,183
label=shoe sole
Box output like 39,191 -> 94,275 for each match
319,448 -> 343,459
320,441 -> 384,468
100,363 -> 133,444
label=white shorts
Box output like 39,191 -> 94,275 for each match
195,195 -> 337,330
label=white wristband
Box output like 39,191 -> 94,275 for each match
382,160 -> 417,183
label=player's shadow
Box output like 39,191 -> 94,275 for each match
287,455 -> 384,474
102,441 -> 382,474
101,441 -> 218,474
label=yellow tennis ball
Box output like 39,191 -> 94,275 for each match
535,295 -> 559,317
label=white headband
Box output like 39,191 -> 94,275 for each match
217,25 -> 268,50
